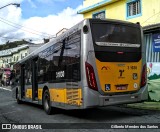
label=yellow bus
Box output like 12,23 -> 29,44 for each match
12,19 -> 148,114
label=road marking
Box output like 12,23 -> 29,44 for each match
0,87 -> 11,92
0,111 -> 18,116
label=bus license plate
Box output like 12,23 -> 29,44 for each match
116,85 -> 128,90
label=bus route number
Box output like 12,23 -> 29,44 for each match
128,66 -> 137,70
56,71 -> 65,78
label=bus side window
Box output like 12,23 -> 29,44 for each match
51,44 -> 62,81
62,31 -> 81,81
38,42 -> 62,83
38,57 -> 48,83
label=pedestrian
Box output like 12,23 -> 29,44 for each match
10,70 -> 15,86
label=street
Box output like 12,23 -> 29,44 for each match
0,87 -> 160,132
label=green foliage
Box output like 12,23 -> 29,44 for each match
0,40 -> 28,50
148,79 -> 160,102
148,74 -> 160,80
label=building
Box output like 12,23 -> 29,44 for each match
0,28 -> 68,69
78,0 -> 160,101
0,43 -> 43,69
78,0 -> 160,26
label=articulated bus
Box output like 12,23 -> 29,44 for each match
12,19 -> 148,114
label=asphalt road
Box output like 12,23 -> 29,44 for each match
0,87 -> 160,132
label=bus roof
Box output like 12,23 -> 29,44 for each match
15,18 -> 140,65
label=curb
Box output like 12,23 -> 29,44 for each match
126,102 -> 160,110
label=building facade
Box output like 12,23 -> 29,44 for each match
78,0 -> 160,101
0,44 -> 43,69
78,0 -> 160,26
0,28 -> 68,69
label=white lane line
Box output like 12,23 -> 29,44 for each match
0,111 -> 18,116
0,87 -> 11,92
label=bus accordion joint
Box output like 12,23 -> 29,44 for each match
141,63 -> 147,87
85,62 -> 98,91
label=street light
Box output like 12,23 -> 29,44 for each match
0,3 -> 20,10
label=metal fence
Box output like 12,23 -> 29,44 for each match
144,34 -> 160,62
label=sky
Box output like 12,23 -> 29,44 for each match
0,0 -> 83,44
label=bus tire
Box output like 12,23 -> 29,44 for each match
43,89 -> 53,115
17,97 -> 22,104
16,90 -> 22,104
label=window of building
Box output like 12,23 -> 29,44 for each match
93,10 -> 105,19
126,0 -> 141,19
17,56 -> 19,61
25,53 -> 27,56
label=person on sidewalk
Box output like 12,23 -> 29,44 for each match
10,70 -> 15,86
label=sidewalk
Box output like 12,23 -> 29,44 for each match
0,85 -> 11,91
126,102 -> 160,110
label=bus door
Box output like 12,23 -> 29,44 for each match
32,57 -> 38,101
20,64 -> 25,98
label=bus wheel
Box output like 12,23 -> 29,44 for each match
16,91 -> 22,104
43,90 -> 53,115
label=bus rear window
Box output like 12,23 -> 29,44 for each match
90,22 -> 142,62
91,23 -> 141,49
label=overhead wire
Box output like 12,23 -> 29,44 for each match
142,11 -> 160,25
0,16 -> 57,39
0,19 -> 49,37
0,17 -> 53,37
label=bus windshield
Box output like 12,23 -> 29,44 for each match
91,23 -> 141,51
